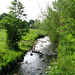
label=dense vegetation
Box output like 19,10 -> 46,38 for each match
0,0 -> 75,74
0,0 -> 45,74
0,0 -> 29,49
34,0 -> 75,74
0,29 -> 45,74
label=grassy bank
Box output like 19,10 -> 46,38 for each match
46,33 -> 75,75
0,29 -> 46,74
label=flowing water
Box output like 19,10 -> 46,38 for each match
8,36 -> 57,75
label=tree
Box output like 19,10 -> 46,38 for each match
39,0 -> 75,42
52,0 -> 75,36
8,0 -> 26,18
34,19 -> 41,29
28,19 -> 35,28
0,13 -> 8,21
0,0 -> 29,49
0,13 -> 8,28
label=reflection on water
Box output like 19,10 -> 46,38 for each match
9,36 -> 57,75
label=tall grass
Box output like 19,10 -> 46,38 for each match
47,34 -> 75,75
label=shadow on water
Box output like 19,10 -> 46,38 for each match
8,36 -> 58,75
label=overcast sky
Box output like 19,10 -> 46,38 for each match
0,0 -> 56,21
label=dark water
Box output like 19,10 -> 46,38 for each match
8,36 -> 57,75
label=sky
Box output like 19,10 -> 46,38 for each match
0,0 -> 56,21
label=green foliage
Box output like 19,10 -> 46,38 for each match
47,55 -> 75,75
28,19 -> 35,28
19,29 -> 46,50
47,34 -> 75,75
41,6 -> 60,43
35,0 -> 75,74
0,0 -> 29,49
0,13 -> 8,21
0,29 -> 23,74
0,29 -> 45,74
34,19 -> 41,29
0,13 -> 8,29
0,15 -> 29,49
8,0 -> 26,18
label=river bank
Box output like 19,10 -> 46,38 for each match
48,34 -> 75,75
8,36 -> 57,75
0,29 -> 46,75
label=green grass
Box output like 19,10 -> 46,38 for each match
0,29 -> 24,73
18,29 -> 46,50
0,29 -> 46,74
47,34 -> 75,75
